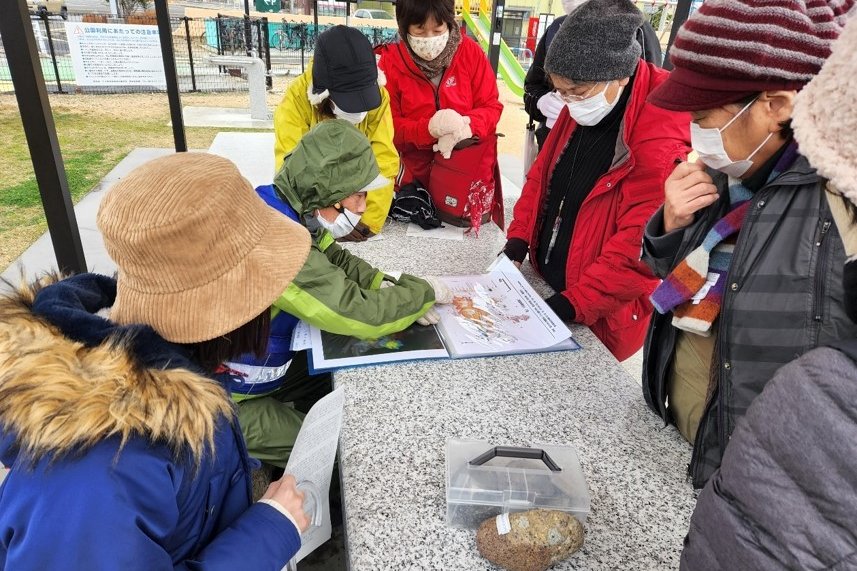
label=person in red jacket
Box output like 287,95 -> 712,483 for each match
376,0 -> 503,227
503,0 -> 690,361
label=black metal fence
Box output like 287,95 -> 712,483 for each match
0,11 -> 397,94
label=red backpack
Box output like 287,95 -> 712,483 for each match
397,135 -> 504,230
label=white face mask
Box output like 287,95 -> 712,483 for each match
562,0 -> 588,13
408,31 -> 449,61
332,102 -> 368,125
564,82 -> 623,127
690,98 -> 774,179
316,207 -> 362,238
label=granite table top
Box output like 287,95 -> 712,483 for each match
332,209 -> 695,571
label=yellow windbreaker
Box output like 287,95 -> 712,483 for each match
273,64 -> 399,235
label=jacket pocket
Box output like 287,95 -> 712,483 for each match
192,473 -> 225,556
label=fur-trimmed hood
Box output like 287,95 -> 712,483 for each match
0,273 -> 234,467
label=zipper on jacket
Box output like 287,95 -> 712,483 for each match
812,219 -> 832,322
396,41 -> 447,111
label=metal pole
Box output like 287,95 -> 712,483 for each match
41,12 -> 64,94
488,0 -> 505,74
262,17 -> 272,89
345,0 -> 350,26
0,0 -> 86,274
183,17 -> 198,92
216,14 -> 224,72
663,0 -> 692,71
154,0 -> 187,152
300,23 -> 306,73
313,0 -> 318,29
244,0 -> 253,56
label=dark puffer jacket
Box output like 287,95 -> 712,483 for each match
681,341 -> 857,570
642,149 -> 857,488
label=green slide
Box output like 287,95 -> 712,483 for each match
460,10 -> 527,98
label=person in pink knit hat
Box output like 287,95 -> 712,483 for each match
639,0 -> 856,488
679,21 -> 857,570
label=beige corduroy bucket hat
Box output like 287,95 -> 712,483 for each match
97,152 -> 311,343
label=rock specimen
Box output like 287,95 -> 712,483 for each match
476,509 -> 584,571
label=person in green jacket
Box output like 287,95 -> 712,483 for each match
273,25 -> 398,241
228,119 -> 451,469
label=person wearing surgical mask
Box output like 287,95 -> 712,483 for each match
641,0 -> 855,490
502,0 -> 690,363
230,120 -> 451,467
523,0 -> 662,149
376,0 -> 503,222
676,21 -> 857,569
273,25 -> 399,242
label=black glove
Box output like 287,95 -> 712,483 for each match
545,293 -> 576,322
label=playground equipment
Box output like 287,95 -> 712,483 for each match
459,0 -> 526,98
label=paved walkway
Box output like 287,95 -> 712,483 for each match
2,138 -> 526,282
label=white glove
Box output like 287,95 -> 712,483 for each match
537,92 -> 565,129
424,276 -> 453,304
417,307 -> 441,326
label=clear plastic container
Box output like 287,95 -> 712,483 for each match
446,439 -> 590,529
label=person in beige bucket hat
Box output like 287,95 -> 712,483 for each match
0,152 -> 312,568
99,152 -> 311,343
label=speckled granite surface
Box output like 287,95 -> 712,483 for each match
334,205 -> 695,570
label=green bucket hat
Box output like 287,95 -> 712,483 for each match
274,119 -> 381,216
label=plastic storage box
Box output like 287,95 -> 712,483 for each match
446,439 -> 590,529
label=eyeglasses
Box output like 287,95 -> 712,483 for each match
555,82 -> 606,103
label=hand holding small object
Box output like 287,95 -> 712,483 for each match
663,159 -> 718,233
261,474 -> 310,532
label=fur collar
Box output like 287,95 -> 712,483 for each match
0,274 -> 234,466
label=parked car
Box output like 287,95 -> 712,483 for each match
27,0 -> 68,19
353,8 -> 394,20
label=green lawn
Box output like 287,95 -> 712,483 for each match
0,95 -> 269,270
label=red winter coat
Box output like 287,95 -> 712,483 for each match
375,35 -> 503,185
507,60 -> 690,361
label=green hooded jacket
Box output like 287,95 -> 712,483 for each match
272,119 -> 435,339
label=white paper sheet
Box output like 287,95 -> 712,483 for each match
406,223 -> 465,241
290,321 -> 312,352
282,387 -> 346,566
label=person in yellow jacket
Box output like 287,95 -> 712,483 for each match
273,25 -> 398,241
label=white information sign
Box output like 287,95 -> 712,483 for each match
65,22 -> 166,88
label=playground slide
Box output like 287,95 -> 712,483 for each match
460,10 -> 526,98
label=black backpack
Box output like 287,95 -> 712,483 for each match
390,182 -> 442,230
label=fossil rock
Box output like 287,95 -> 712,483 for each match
476,509 -> 584,571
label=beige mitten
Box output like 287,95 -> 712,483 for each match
429,109 -> 469,138
432,122 -> 473,159
433,133 -> 458,159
